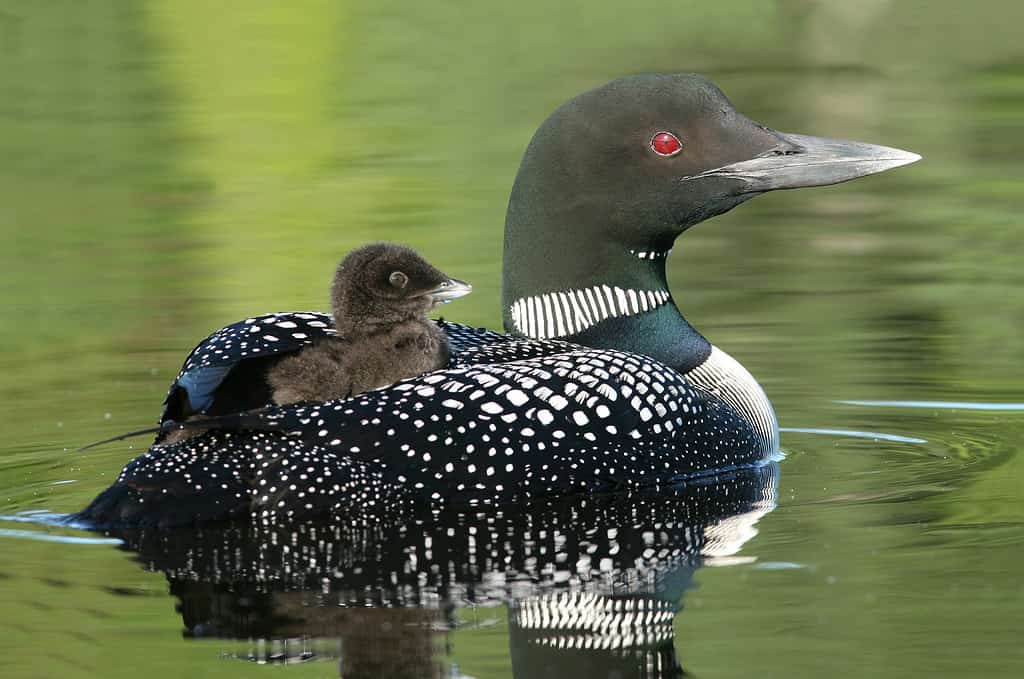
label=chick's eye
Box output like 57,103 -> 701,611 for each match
389,271 -> 408,289
651,131 -> 683,157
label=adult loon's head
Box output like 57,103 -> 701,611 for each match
332,242 -> 472,337
502,73 -> 919,371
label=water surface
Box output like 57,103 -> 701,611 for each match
1,1 -> 1022,677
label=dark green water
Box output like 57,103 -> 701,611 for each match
1,1 -> 1022,677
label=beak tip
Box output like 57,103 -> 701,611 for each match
893,148 -> 922,166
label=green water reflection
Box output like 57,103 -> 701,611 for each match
1,1 -> 1022,677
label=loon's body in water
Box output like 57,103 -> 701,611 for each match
77,74 -> 918,527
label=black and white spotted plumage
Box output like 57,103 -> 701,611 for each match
244,341 -> 769,506
78,316 -> 773,527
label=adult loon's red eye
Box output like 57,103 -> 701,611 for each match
651,131 -> 683,157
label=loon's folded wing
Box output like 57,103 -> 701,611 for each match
436,320 -> 512,354
160,312 -> 338,425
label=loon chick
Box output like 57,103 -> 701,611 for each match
154,243 -> 470,446
154,248 -> 468,445
77,73 -> 919,527
268,243 -> 471,406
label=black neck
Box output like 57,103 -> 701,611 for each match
568,301 -> 711,373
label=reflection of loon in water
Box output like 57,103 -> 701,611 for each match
107,463 -> 776,678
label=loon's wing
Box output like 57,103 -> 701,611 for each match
436,320 -> 512,354
160,312 -> 338,425
160,314 -> 509,427
84,342 -> 766,527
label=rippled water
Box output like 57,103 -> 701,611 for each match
1,2 -> 1022,677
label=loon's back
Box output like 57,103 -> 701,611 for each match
77,323 -> 771,528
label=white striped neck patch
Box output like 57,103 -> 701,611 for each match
509,285 -> 671,339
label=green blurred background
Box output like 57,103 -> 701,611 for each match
0,1 -> 1021,677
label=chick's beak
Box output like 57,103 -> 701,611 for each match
426,279 -> 473,307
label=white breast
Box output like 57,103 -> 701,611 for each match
683,345 -> 779,454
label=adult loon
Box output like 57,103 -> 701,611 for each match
76,73 -> 918,527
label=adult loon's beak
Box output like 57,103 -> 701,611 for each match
426,279 -> 473,306
692,131 -> 921,193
